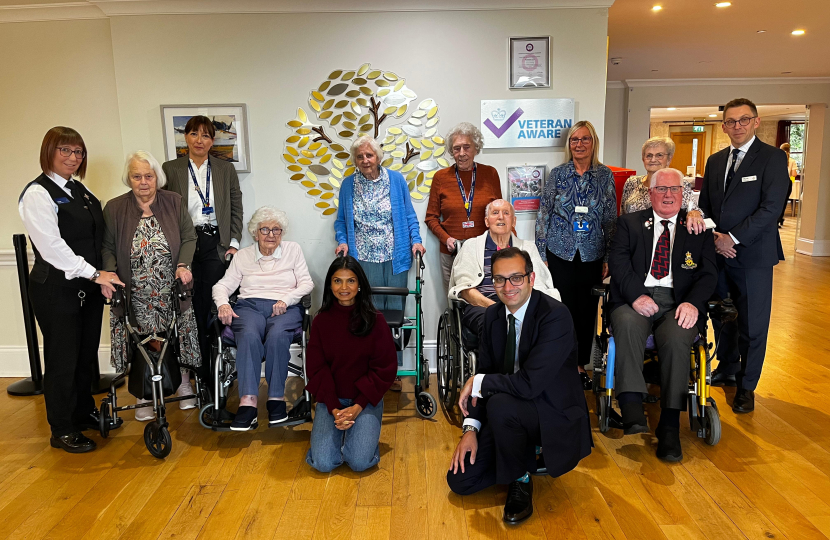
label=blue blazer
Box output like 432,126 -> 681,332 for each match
334,168 -> 423,275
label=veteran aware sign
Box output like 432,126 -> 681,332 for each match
480,98 -> 574,149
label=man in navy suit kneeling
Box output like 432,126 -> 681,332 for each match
447,247 -> 592,525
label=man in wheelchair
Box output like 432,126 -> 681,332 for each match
607,168 -> 717,461
447,199 -> 558,335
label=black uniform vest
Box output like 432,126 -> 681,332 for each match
21,174 -> 103,292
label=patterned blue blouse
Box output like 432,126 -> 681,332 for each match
353,167 -> 394,263
535,161 -> 617,263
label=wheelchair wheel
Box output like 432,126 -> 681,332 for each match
703,402 -> 721,446
597,394 -> 611,434
417,392 -> 437,419
144,421 -> 172,459
99,400 -> 110,439
436,314 -> 457,409
199,403 -> 216,430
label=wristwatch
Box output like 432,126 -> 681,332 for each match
89,270 -> 100,282
462,425 -> 479,435
177,264 -> 191,271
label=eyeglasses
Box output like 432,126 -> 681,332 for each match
569,136 -> 593,146
57,147 -> 85,159
644,153 -> 667,160
723,116 -> 757,129
493,273 -> 530,287
130,174 -> 156,183
258,227 -> 283,236
651,186 -> 683,194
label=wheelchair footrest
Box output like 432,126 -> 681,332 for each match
287,362 -> 303,377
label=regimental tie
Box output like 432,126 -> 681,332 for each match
724,147 -> 741,193
650,220 -> 671,280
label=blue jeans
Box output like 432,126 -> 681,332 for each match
306,398 -> 383,473
359,259 -> 407,366
231,299 -> 302,399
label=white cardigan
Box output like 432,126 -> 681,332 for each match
447,231 -> 560,303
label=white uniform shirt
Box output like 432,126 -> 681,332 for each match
644,211 -> 678,288
186,158 -> 240,249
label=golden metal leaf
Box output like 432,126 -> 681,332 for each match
335,100 -> 349,108
375,80 -> 389,87
342,121 -> 356,130
329,70 -> 342,80
393,80 -> 405,92
334,199 -> 339,207
332,169 -> 343,179
421,150 -> 432,160
388,127 -> 402,135
357,63 -> 370,76
426,170 -> 436,179
288,165 -> 302,172
390,163 -> 403,171
396,105 -> 407,117
315,202 -> 329,208
330,177 -> 341,188
437,158 -> 449,167
343,111 -> 357,120
425,179 -> 432,186
330,114 -> 342,126
351,102 -> 361,114
411,110 -> 426,118
318,81 -> 331,92
301,150 -> 313,158
421,139 -> 434,149
356,98 -> 369,107
426,118 -> 439,128
391,150 -> 405,158
344,167 -> 355,176
298,158 -> 312,165
327,83 -> 349,96
319,182 -> 333,191
309,141 -> 322,150
367,70 -> 381,79
418,99 -> 434,110
286,147 -> 299,156
358,114 -> 371,125
339,130 -> 354,138
333,159 -> 344,169
417,172 -> 424,185
290,173 -> 304,180
336,152 -> 351,159
408,181 -> 415,190
427,105 -> 439,119
382,144 -> 396,151
358,124 -> 372,133
296,128 -> 311,135
382,136 -> 394,144
316,147 -> 328,157
381,157 -> 394,167
319,111 -> 333,119
323,208 -> 338,216
409,138 -> 421,149
418,186 -> 430,193
311,91 -> 325,101
298,108 -> 308,123
288,120 -> 302,128
323,99 -> 334,110
283,154 -> 296,163
401,163 -> 415,173
345,90 -> 360,98
432,136 -> 444,144
341,71 -> 355,80
308,189 -> 322,196
382,106 -> 397,115
298,136 -> 309,147
395,134 -> 406,145
360,87 -> 373,95
286,135 -> 300,143
331,144 -> 345,151
411,192 -> 424,200
306,171 -> 318,181
353,77 -> 367,85
384,72 -> 399,81
425,128 -> 437,137
320,154 -> 332,164
301,180 -> 315,188
406,171 -> 417,180
434,146 -> 445,157
310,164 -> 329,175
321,192 -> 334,199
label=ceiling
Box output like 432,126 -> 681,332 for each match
650,104 -> 806,122
608,0 -> 830,80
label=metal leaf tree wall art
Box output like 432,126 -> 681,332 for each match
283,63 -> 446,216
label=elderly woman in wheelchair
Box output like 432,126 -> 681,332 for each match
212,206 -> 313,430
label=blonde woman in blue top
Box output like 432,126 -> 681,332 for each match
535,121 -> 616,390
334,135 -> 425,390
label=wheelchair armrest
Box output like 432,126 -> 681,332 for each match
301,294 -> 312,309
707,297 -> 738,323
372,286 -> 410,296
300,294 -> 313,331
591,283 -> 609,297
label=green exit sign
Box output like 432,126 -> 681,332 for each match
693,126 -> 705,132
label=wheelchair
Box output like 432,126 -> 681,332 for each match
198,293 -> 314,431
591,284 -> 738,446
372,252 -> 435,419
98,280 -> 206,459
436,299 -> 478,412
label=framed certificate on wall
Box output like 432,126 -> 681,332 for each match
509,37 -> 550,89
507,165 -> 546,213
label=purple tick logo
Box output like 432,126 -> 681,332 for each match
484,108 -> 524,138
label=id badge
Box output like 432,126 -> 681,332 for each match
202,206 -> 214,215
573,220 -> 591,232
462,220 -> 475,229
575,205 -> 589,214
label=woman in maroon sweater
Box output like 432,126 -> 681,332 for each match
305,256 -> 397,472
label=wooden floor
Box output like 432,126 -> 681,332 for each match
2,219 -> 830,540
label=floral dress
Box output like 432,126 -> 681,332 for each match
110,216 -> 200,372
353,167 -> 394,263
620,175 -> 702,216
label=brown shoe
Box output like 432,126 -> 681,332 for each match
390,377 -> 402,392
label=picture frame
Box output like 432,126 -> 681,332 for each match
508,36 -> 551,89
160,103 -> 251,173
507,165 -> 546,213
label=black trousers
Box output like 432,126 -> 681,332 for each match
547,250 -> 603,366
779,181 -> 794,223
460,304 -> 486,336
29,281 -> 103,437
446,394 -> 541,495
713,265 -> 774,391
192,229 -> 226,386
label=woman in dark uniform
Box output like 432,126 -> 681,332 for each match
18,127 -> 123,453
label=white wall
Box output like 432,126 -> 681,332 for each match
1,7 -> 611,374
603,84 -> 627,168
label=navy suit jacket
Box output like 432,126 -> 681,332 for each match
468,289 -> 592,477
697,138 -> 789,268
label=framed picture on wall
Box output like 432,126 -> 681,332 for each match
160,103 -> 251,172
507,165 -> 546,213
509,36 -> 550,89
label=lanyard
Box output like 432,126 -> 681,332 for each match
187,160 -> 211,208
454,164 -> 476,221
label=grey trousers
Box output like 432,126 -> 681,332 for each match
609,287 -> 698,410
440,252 -> 456,295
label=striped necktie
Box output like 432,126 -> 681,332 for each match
725,148 -> 741,192
650,220 -> 671,280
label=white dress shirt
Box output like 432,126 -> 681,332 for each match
723,135 -> 755,245
18,172 -> 96,281
644,210 -> 678,288
463,295 -> 531,430
187,158 -> 239,249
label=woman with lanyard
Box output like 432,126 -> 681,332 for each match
535,120 -> 617,391
19,126 -> 124,453
426,122 -> 502,292
162,115 -> 243,401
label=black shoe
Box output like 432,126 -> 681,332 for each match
267,401 -> 288,425
531,452 -> 547,476
230,406 -> 259,431
710,368 -> 737,387
732,389 -> 755,413
579,371 -> 593,391
655,426 -> 682,462
75,407 -> 101,431
503,477 -> 533,524
624,422 -> 649,435
50,432 -> 96,453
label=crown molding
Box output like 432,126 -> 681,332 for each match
625,77 -> 830,88
0,0 -> 614,23
606,80 -> 626,89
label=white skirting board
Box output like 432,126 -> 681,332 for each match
796,238 -> 830,257
0,340 -> 439,378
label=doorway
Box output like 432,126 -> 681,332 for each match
670,132 -> 706,176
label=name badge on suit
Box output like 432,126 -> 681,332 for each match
741,175 -> 758,182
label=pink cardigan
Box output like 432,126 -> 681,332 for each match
212,241 -> 313,307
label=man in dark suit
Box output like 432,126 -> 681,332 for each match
698,98 -> 790,413
608,168 -> 718,461
162,116 -> 243,396
446,247 -> 592,525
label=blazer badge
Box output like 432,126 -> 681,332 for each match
644,218 -> 653,230
681,251 -> 697,270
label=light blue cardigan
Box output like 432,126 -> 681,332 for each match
334,168 -> 422,275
